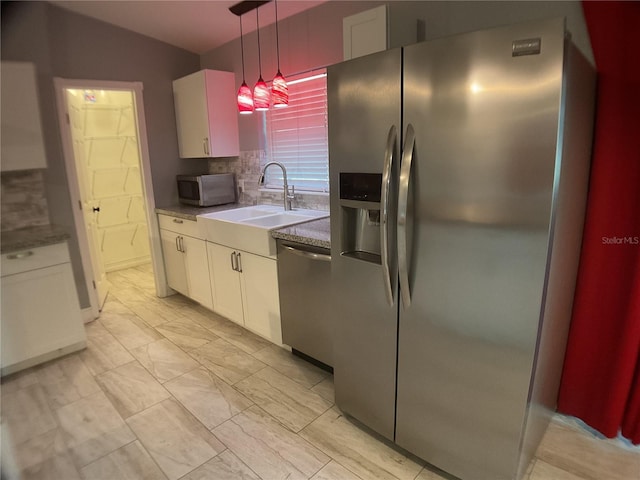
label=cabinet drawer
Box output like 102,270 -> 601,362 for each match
158,214 -> 203,238
1,242 -> 71,277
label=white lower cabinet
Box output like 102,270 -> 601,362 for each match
1,242 -> 86,375
207,241 -> 282,344
207,242 -> 244,324
159,215 -> 213,310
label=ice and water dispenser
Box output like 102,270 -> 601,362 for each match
339,173 -> 383,264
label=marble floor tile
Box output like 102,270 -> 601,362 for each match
252,345 -> 328,389
235,366 -> 332,433
528,459 -> 585,480
164,367 -> 253,429
311,460 -> 363,480
188,338 -> 266,385
1,368 -> 39,395
18,452 -> 82,480
80,321 -> 134,376
102,296 -> 136,315
311,376 -> 335,404
1,428 -> 67,474
199,313 -> 271,354
126,301 -> 174,327
36,355 -> 101,409
155,318 -> 219,351
414,466 -> 451,480
300,407 -> 423,480
80,440 -> 167,480
100,311 -> 163,350
213,405 -> 330,480
130,339 -> 199,383
95,361 -> 171,418
1,384 -> 57,445
535,416 -> 640,480
126,398 -> 225,480
54,391 -> 136,467
181,450 -> 260,480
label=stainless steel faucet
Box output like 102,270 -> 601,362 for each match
258,162 -> 295,211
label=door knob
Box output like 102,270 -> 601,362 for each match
93,207 -> 100,212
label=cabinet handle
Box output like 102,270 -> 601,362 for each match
175,236 -> 181,252
236,252 -> 242,273
7,251 -> 34,260
173,218 -> 184,224
230,251 -> 237,271
203,137 -> 209,156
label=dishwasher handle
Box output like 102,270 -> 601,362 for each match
281,244 -> 331,262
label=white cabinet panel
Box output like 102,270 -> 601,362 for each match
159,215 -> 212,310
207,242 -> 244,325
206,241 -> 282,344
182,234 -> 213,310
240,252 -> 282,344
1,242 -> 86,375
343,5 -> 388,61
1,62 -> 47,171
172,70 -> 239,158
160,228 -> 189,297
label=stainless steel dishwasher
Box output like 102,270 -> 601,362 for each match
276,239 -> 333,369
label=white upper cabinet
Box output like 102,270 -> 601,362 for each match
1,62 -> 47,171
343,5 -> 388,61
172,69 -> 239,158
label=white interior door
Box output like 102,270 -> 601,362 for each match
64,88 -> 152,310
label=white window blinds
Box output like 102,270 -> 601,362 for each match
265,70 -> 328,192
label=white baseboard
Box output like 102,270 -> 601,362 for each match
82,307 -> 98,324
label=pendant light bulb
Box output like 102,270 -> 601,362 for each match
237,15 -> 253,114
272,70 -> 288,108
237,81 -> 254,114
272,0 -> 288,107
253,6 -> 270,110
253,77 -> 270,111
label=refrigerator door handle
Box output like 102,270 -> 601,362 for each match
398,123 -> 415,308
380,125 -> 397,306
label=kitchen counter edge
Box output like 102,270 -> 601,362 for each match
272,217 -> 331,250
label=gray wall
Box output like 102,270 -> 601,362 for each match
200,1 -> 591,150
1,1 -> 202,307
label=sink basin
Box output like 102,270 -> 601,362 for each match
197,205 -> 328,257
242,212 -> 318,228
198,205 -> 282,222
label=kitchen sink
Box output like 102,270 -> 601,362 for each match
197,205 -> 328,257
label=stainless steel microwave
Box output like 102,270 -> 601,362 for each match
177,173 -> 236,207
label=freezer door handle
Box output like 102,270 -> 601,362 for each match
398,123 -> 415,308
380,125 -> 397,306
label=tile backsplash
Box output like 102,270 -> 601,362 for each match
1,170 -> 50,231
208,150 -> 329,211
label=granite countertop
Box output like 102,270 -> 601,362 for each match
155,203 -> 242,221
272,217 -> 331,249
1,224 -> 71,254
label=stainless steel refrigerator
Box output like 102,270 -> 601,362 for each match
328,18 -> 595,480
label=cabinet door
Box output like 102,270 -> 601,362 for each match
160,229 -> 189,296
207,242 -> 243,325
182,235 -> 213,310
1,263 -> 85,370
240,252 -> 282,344
173,71 -> 209,158
1,62 -> 47,171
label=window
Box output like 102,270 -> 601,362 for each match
264,70 -> 328,192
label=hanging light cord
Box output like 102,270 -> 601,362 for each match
275,0 -> 281,71
256,7 -> 263,77
239,16 -> 246,81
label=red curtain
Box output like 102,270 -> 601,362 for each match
557,1 -> 640,444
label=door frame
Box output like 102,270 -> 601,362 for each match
54,78 -> 169,320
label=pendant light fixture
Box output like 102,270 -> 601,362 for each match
272,0 -> 288,107
237,14 -> 254,114
253,6 -> 270,111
